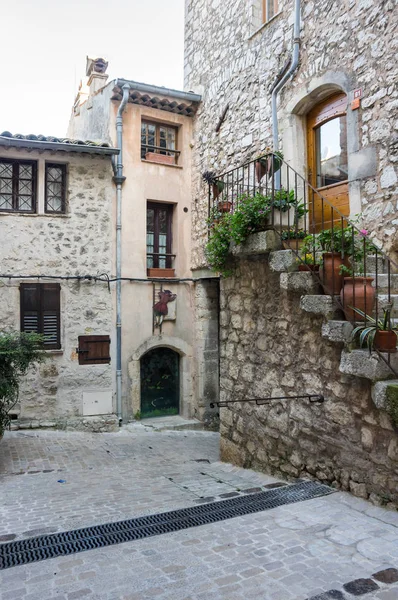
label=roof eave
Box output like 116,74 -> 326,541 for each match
116,78 -> 202,103
0,137 -> 119,156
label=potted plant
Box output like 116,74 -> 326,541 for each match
202,170 -> 225,201
298,254 -> 320,272
281,229 -> 307,250
255,150 -> 283,182
351,305 -> 398,353
317,227 -> 353,295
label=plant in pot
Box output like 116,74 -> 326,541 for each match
317,226 -> 353,295
281,229 -> 307,250
297,253 -> 320,272
202,170 -> 228,207
255,150 -> 283,182
339,229 -> 376,320
351,305 -> 398,353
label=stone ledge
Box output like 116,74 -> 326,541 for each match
322,320 -> 353,343
300,295 -> 340,319
230,230 -> 281,257
11,415 -> 120,433
372,380 -> 398,410
280,272 -> 321,294
269,250 -> 298,273
339,350 -> 398,381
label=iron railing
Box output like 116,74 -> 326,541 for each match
206,152 -> 398,373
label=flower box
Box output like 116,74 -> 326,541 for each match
145,152 -> 175,165
147,268 -> 176,278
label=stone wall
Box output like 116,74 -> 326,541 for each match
185,0 -> 398,266
0,150 -> 115,425
219,256 -> 398,507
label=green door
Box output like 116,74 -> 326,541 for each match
140,348 -> 180,418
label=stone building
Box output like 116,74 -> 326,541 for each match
0,132 -> 118,431
67,58 -> 219,425
184,0 -> 398,505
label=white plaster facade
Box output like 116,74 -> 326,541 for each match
68,67 -> 219,425
0,144 -> 117,430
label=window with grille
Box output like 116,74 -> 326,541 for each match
141,121 -> 178,162
45,163 -> 66,213
0,159 -> 37,213
263,0 -> 278,22
20,283 -> 61,349
146,203 -> 173,269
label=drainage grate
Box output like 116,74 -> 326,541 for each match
0,480 -> 334,570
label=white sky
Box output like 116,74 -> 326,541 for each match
0,0 -> 185,137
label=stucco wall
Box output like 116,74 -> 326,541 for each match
0,149 -> 115,424
219,257 -> 398,507
184,0 -> 398,266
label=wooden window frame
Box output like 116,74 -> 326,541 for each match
20,283 -> 61,350
0,158 -> 37,213
147,202 -> 174,271
263,0 -> 279,22
141,121 -> 179,164
45,163 -> 67,214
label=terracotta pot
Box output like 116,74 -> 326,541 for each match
340,277 -> 375,321
298,264 -> 320,272
374,330 -> 398,353
218,200 -> 232,213
255,160 -> 267,182
282,238 -> 306,250
321,252 -> 350,295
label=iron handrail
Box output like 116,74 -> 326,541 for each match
210,394 -> 324,408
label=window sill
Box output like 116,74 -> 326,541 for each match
44,349 -> 64,355
147,268 -> 176,278
248,11 -> 283,40
0,212 -> 69,218
141,159 -> 183,169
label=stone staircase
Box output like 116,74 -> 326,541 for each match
268,245 -> 398,422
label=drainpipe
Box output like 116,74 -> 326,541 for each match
271,0 -> 301,153
113,83 -> 130,425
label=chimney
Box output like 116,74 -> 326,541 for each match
86,56 -> 109,95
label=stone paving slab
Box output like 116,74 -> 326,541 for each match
1,429 -> 398,599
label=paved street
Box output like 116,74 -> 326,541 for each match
1,427 -> 398,600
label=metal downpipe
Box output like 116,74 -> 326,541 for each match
114,83 -> 130,425
271,0 -> 301,187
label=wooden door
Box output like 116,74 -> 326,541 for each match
307,93 -> 349,231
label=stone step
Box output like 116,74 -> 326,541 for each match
322,320 -> 353,343
127,416 -> 205,432
339,349 -> 398,381
300,295 -> 342,319
371,381 -> 398,428
280,272 -> 321,294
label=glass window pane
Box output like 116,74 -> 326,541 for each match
18,180 -> 32,195
147,208 -> 154,232
18,197 -> 33,211
315,115 -> 348,187
19,164 -> 32,179
0,163 -> 12,178
159,209 -> 167,234
0,179 -> 12,193
0,194 -> 12,210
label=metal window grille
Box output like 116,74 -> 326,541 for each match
0,159 -> 37,213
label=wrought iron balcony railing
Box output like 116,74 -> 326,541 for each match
206,152 -> 398,374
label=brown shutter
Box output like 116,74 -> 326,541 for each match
20,283 -> 40,335
77,335 -> 111,365
41,283 -> 61,349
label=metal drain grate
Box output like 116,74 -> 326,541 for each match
0,480 -> 334,570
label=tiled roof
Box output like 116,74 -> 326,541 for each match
0,132 -> 119,155
111,80 -> 201,117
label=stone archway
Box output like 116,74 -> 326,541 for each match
128,335 -> 194,419
280,71 -> 375,218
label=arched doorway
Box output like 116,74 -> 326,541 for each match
307,93 -> 349,230
140,347 -> 180,418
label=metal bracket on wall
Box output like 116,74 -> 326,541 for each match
210,394 -> 325,409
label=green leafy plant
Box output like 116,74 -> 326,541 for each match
351,306 -> 397,354
0,332 -> 45,436
281,229 -> 307,241
202,170 -> 225,195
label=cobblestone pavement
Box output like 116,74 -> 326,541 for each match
1,427 -> 398,600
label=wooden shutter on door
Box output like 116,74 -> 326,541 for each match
20,283 -> 61,349
77,335 -> 111,365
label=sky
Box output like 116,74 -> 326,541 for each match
0,0 -> 185,137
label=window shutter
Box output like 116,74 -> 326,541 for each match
20,283 -> 40,335
77,335 -> 111,365
41,283 -> 61,349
